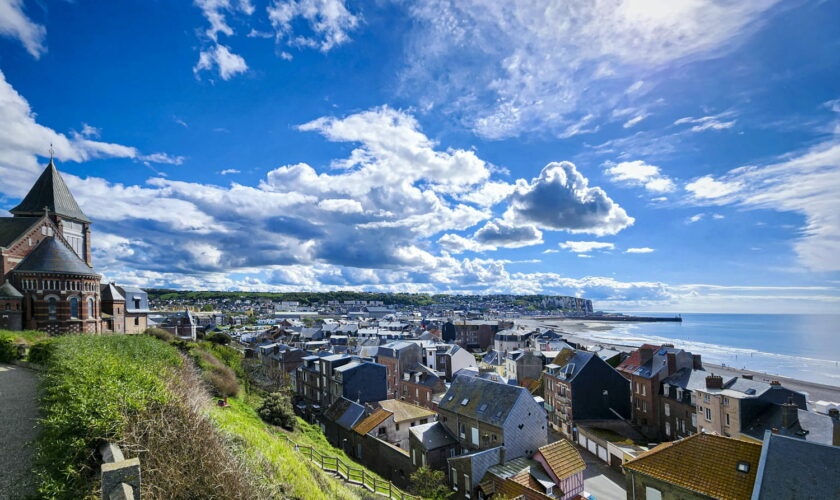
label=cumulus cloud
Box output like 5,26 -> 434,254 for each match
194,44 -> 249,80
473,220 -> 543,248
559,241 -> 615,254
625,247 -> 655,254
402,0 -> 780,138
219,168 -> 240,175
685,175 -> 741,199
267,0 -> 360,52
505,161 -> 634,236
0,0 -> 46,58
604,160 -> 676,193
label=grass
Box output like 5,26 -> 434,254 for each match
0,329 -> 50,362
210,398 -> 368,500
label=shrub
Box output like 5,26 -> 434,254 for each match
0,333 -> 18,362
257,391 -> 296,430
144,327 -> 174,342
194,349 -> 240,398
27,338 -> 57,364
206,332 -> 232,345
409,466 -> 451,500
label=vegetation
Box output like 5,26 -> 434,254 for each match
144,327 -> 175,342
146,289 -> 441,306
206,331 -> 232,345
0,329 -> 50,362
257,391 -> 297,430
409,467 -> 451,500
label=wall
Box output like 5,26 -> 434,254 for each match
624,470 -> 712,500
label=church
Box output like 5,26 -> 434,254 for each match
0,158 -> 148,334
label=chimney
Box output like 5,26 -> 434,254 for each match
663,343 -> 675,348
692,354 -> 703,370
639,346 -> 654,365
827,408 -> 839,420
706,375 -> 723,389
771,428 -> 779,434
781,398 -> 799,428
742,374 -> 753,380
666,352 -> 677,376
770,380 -> 781,386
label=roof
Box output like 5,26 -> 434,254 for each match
547,350 -> 595,382
101,283 -> 125,301
409,421 -> 457,450
438,375 -> 527,426
661,367 -> 708,392
536,439 -> 585,480
10,160 -> 91,222
353,408 -> 393,435
617,344 -> 684,379
752,431 -> 840,499
13,237 -> 97,276
0,217 -> 39,247
379,399 -> 436,423
0,281 -> 23,299
623,433 -> 761,500
741,405 -> 837,445
324,397 -> 366,430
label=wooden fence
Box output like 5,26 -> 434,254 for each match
277,434 -> 418,500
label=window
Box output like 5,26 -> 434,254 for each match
676,388 -> 683,400
705,408 -> 712,421
134,298 -> 141,309
645,487 -> 663,500
88,298 -> 95,319
412,448 -> 416,466
642,400 -> 648,413
737,461 -> 750,473
134,317 -> 140,326
48,297 -> 57,320
395,423 -> 400,431
664,403 -> 670,417
691,413 -> 697,427
463,474 -> 470,498
665,422 -> 671,437
704,393 -> 710,403
641,384 -> 646,396
451,468 -> 458,491
471,427 -> 479,445
459,423 -> 466,439
725,413 -> 731,426
724,397 -> 730,406
69,297 -> 79,319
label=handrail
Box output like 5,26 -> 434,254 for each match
276,433 -> 417,499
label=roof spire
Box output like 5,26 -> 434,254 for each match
49,143 -> 54,162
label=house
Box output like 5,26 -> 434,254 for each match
477,440 -> 585,500
331,360 -> 388,404
118,285 -> 150,333
259,343 -> 307,387
741,399 -> 839,445
0,281 -> 23,330
494,329 -> 534,355
623,433 -> 762,500
751,430 -> 840,499
317,354 -> 353,407
159,309 -> 197,341
376,341 -> 422,399
543,350 -> 631,439
450,320 -> 507,350
530,439 -> 586,500
353,399 -> 437,449
658,368 -> 708,441
400,363 -> 447,409
692,375 -> 806,439
434,343 -> 478,382
504,349 -> 544,386
438,376 -> 548,499
409,421 -> 458,472
617,344 -> 701,439
322,397 -> 366,452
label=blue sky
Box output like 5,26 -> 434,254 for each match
1,0 -> 839,313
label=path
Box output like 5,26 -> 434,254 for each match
0,363 -> 39,500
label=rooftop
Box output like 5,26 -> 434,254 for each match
379,399 -> 436,423
536,439 -> 585,480
13,237 -> 97,276
10,159 -> 91,222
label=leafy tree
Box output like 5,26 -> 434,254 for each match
409,466 -> 451,500
206,332 -> 232,345
257,391 -> 297,430
201,304 -> 214,312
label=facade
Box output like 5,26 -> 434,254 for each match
376,341 -> 422,399
504,349 -> 544,386
409,421 -> 458,472
434,343 -> 477,382
617,344 -> 701,439
331,360 -> 388,404
658,368 -> 708,441
493,329 -> 534,355
400,363 -> 447,409
543,350 -> 632,439
623,433 -> 761,500
0,160 -> 145,335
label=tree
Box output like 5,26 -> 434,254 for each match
409,466 -> 451,500
257,391 -> 297,430
201,304 -> 214,312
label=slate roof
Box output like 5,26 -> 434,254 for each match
353,408 -> 392,435
404,364 -> 443,388
410,421 -> 456,450
0,217 -> 39,247
536,439 -> 585,480
101,283 -> 125,301
752,431 -> 840,499
118,286 -> 150,312
742,405 -> 837,445
13,237 -> 97,276
618,344 -> 684,379
324,397 -> 366,430
623,433 -> 761,500
10,160 -> 91,222
0,281 -> 23,299
661,367 -> 708,391
379,399 -> 436,423
547,350 -> 595,382
438,375 -> 526,426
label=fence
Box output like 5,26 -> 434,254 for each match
277,434 -> 418,500
99,443 -> 141,500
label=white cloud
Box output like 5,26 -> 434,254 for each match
674,113 -> 737,132
219,168 -> 241,175
402,0 -> 780,138
0,0 -> 46,58
317,198 -> 364,214
472,219 -> 543,248
505,161 -> 634,236
80,123 -> 101,138
456,181 -> 516,207
625,247 -> 655,254
604,160 -> 676,193
685,175 -> 741,199
687,213 -> 705,224
623,113 -> 649,129
267,0 -> 360,52
542,249 -> 559,254
559,241 -> 615,254
712,213 -> 725,219
194,44 -> 249,80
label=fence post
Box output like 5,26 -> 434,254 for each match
99,443 -> 140,500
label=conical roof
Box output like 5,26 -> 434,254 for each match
0,281 -> 23,299
10,159 -> 91,223
13,237 -> 98,276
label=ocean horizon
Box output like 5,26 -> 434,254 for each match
564,313 -> 840,388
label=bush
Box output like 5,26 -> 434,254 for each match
193,349 -> 240,398
409,466 -> 451,500
27,338 -> 57,364
206,332 -> 231,345
0,333 -> 18,362
257,391 -> 296,430
144,327 -> 174,342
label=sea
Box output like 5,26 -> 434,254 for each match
561,313 -> 840,387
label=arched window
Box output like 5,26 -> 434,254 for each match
88,298 -> 95,319
48,297 -> 58,320
69,297 -> 79,319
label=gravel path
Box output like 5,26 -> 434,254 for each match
0,363 -> 40,500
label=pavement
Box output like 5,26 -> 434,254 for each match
579,446 -> 627,500
0,363 -> 40,500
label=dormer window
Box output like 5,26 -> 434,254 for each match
461,398 -> 469,406
736,462 -> 750,473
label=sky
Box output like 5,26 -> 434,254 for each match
0,0 -> 839,313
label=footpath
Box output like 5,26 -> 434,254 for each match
0,363 -> 39,500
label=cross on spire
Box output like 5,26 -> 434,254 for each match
49,143 -> 54,161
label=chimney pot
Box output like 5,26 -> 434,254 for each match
692,354 -> 703,370
770,380 -> 781,386
706,375 -> 723,389
771,428 -> 779,434
742,374 -> 753,380
781,399 -> 799,428
828,408 -> 839,420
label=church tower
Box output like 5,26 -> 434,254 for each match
9,158 -> 93,266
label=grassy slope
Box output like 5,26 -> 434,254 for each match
210,398 -> 366,500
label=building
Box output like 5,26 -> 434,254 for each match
399,363 -> 447,409
751,430 -> 840,499
530,439 -> 586,500
353,399 -> 436,450
494,329 -> 534,355
742,403 -> 840,446
258,343 -> 307,386
617,344 -> 701,439
331,360 -> 388,404
0,159 -> 147,335
504,349 -> 544,386
692,375 -> 806,439
434,343 -> 477,382
543,349 -> 631,439
409,421 -> 458,472
623,433 -> 762,500
376,341 -> 422,399
658,368 -> 708,441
